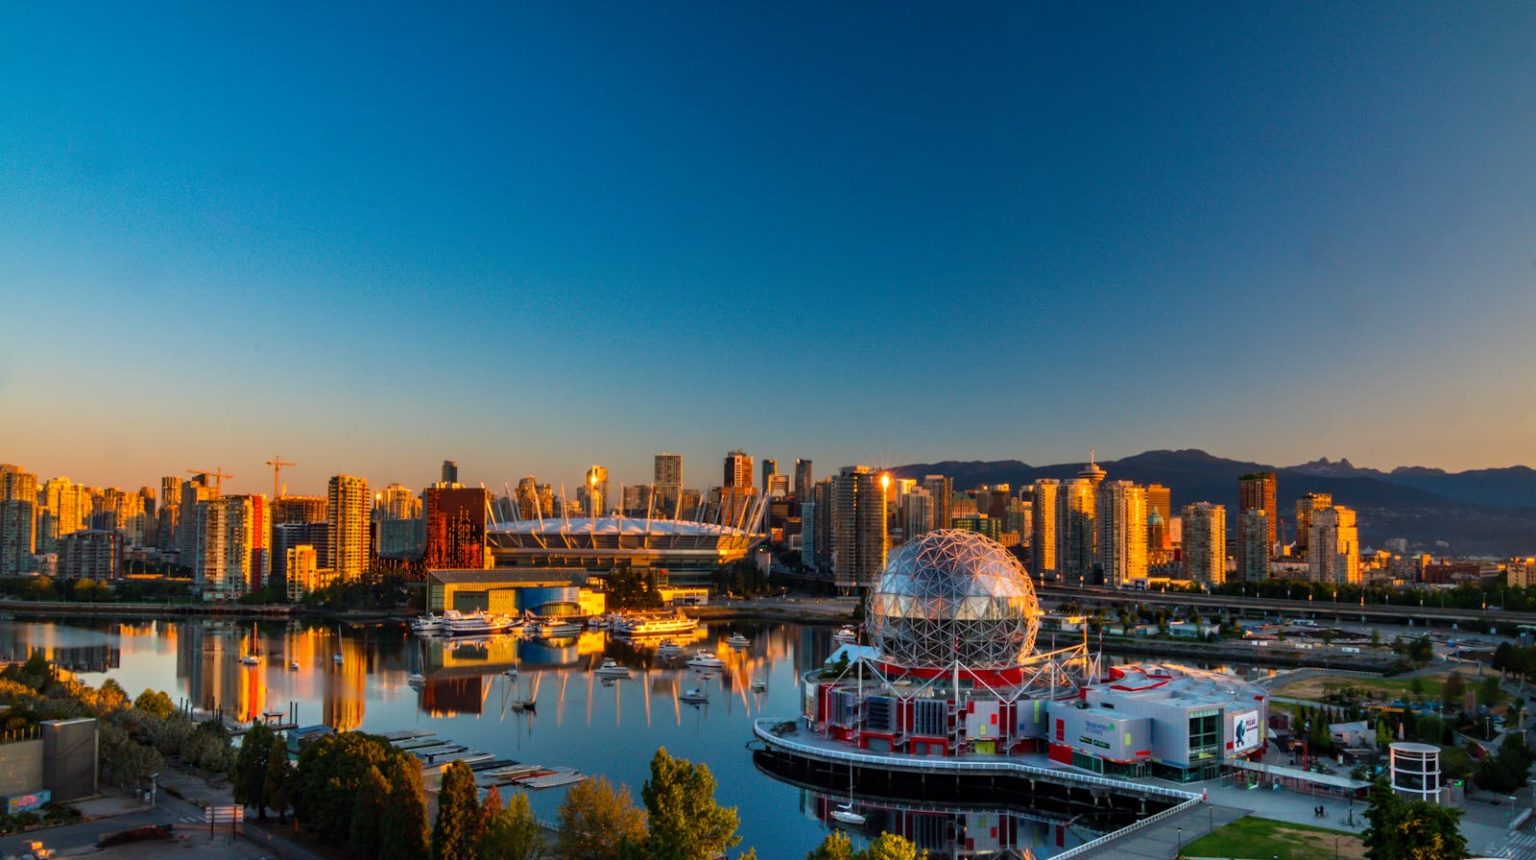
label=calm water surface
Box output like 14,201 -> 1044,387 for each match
0,618 -> 1270,859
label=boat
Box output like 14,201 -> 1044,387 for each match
502,667 -> 518,679
833,625 -> 859,645
686,650 -> 725,670
594,659 -> 630,679
656,639 -> 683,658
446,612 -> 514,638
830,804 -> 867,828
750,675 -> 767,692
410,612 -> 455,635
537,619 -> 584,638
614,611 -> 699,637
289,661 -> 300,671
726,633 -> 750,648
587,615 -> 610,629
407,672 -> 425,687
333,652 -> 344,664
679,688 -> 709,704
239,655 -> 261,666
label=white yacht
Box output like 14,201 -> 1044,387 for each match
594,659 -> 631,679
726,633 -> 750,648
239,655 -> 261,666
537,619 -> 584,638
656,639 -> 683,658
686,650 -> 726,670
446,612 -> 513,637
833,625 -> 859,645
679,688 -> 708,704
614,612 -> 699,637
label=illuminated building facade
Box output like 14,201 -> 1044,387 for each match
327,474 -> 370,582
58,529 -> 121,580
1239,509 -> 1271,581
1237,472 -> 1277,568
424,486 -> 489,569
1029,480 -> 1060,581
1293,492 -> 1332,555
1182,502 -> 1226,585
1308,506 -> 1360,585
654,452 -> 684,516
1095,481 -> 1147,587
1060,479 -> 1096,587
832,466 -> 887,592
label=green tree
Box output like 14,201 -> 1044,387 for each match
232,722 -> 275,818
1441,672 -> 1466,713
477,791 -> 545,860
556,776 -> 647,860
1479,675 -> 1505,707
134,689 -> 176,720
97,722 -> 163,787
1370,629 -> 1382,648
380,754 -> 430,860
292,732 -> 398,846
640,747 -> 740,860
808,831 -> 854,860
859,833 -> 924,860
352,765 -> 391,859
433,760 -> 481,860
1363,779 -> 1466,860
1476,734 -> 1536,793
263,735 -> 293,822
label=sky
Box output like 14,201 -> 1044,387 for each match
3,2 -> 1535,495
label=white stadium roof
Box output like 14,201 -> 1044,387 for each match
488,516 -> 753,538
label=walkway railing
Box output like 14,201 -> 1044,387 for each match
752,719 -> 1203,803
1051,795 -> 1204,859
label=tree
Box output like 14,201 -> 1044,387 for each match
480,786 -> 503,840
1479,675 -> 1505,707
380,754 -> 430,860
263,735 -> 292,822
292,732 -> 398,847
433,760 -> 481,860
1476,734 -> 1536,793
98,722 -> 163,787
352,765 -> 391,859
640,747 -> 740,860
134,689 -> 175,720
555,776 -> 648,860
1363,779 -> 1466,860
1370,629 -> 1382,648
477,790 -> 544,860
807,831 -> 854,860
232,722 -> 275,817
1441,672 -> 1466,713
859,833 -> 924,860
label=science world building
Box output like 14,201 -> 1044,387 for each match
757,530 -> 1268,783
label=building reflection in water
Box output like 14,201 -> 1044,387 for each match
0,623 -> 122,674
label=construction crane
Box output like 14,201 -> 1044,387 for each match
187,467 -> 234,494
265,455 -> 296,500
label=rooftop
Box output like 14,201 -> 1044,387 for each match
488,517 -> 752,537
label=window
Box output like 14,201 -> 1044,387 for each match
1188,709 -> 1221,764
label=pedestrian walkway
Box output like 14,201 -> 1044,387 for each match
1076,803 -> 1247,859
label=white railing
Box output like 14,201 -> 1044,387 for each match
753,719 -> 1202,803
1051,795 -> 1204,860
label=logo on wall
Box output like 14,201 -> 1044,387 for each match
1232,710 -> 1261,753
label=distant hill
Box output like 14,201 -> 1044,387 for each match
891,449 -> 1536,557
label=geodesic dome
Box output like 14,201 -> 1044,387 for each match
866,530 -> 1041,670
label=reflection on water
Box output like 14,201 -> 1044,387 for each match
0,617 -> 1258,858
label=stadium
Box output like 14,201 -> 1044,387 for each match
484,516 -> 761,582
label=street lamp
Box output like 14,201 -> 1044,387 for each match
1176,826 -> 1183,858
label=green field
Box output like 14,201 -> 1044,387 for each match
1271,672 -> 1451,702
1183,816 -> 1362,860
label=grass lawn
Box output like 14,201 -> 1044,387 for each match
1271,672 -> 1451,702
1183,816 -> 1363,860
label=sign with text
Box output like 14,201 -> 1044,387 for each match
1232,710 -> 1261,753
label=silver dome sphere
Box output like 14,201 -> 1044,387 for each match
866,530 -> 1041,669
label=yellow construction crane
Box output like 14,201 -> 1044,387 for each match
187,467 -> 234,494
265,455 -> 296,500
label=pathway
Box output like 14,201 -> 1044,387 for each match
1075,803 -> 1246,859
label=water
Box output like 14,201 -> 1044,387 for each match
0,617 -> 1266,858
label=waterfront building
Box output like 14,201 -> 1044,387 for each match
1237,472 -> 1277,569
194,494 -> 269,600
1029,480 -> 1060,581
376,518 -> 425,561
1308,506 -> 1360,585
58,529 -> 121,580
176,475 -> 218,561
285,545 -> 322,601
759,529 -> 1267,784
831,466 -> 888,593
274,521 -> 329,582
1239,509 -> 1271,581
1096,481 -> 1147,588
1182,502 -> 1226,586
0,465 -> 37,575
794,459 -> 813,502
327,475 -> 371,583
1060,478 -> 1096,587
1293,492 -> 1332,555
37,477 -> 89,554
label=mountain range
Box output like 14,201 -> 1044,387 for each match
890,449 -> 1536,557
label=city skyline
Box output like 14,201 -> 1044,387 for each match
5,5 -> 1536,484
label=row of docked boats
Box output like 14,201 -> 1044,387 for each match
410,610 -> 584,640
380,730 -> 587,790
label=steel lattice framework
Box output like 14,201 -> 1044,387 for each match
867,529 -> 1042,670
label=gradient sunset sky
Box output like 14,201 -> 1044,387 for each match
3,3 -> 1534,495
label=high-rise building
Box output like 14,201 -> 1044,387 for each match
424,487 -> 489,569
1182,502 -> 1226,585
654,453 -> 684,517
99,487 -> 149,546
793,459 -> 813,502
801,499 -> 819,570
767,474 -> 791,499
58,530 -> 121,580
831,466 -> 887,592
441,460 -> 459,486
1096,481 -> 1147,588
328,475 -> 371,582
582,465 -> 609,517
1294,493 -> 1332,555
1308,506 -> 1360,585
1239,509 -> 1271,581
721,450 -> 756,529
724,450 -> 754,489
177,474 -> 219,561
273,495 -> 327,524
1030,480 -> 1061,581
377,484 -> 419,520
922,475 -> 953,531
761,459 -> 778,494
273,521 -> 330,583
1237,472 -> 1277,570
37,477 -> 89,554
1060,478 -> 1096,586
904,487 -> 935,540
1078,453 -> 1107,488
194,495 -> 269,600
0,465 -> 38,575
1145,484 -> 1172,524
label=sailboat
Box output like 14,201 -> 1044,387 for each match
830,651 -> 865,826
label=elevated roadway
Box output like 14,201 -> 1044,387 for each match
1037,586 -> 1531,629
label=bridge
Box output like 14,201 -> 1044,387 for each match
1037,586 -> 1529,629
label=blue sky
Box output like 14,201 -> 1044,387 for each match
3,2 -> 1535,494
